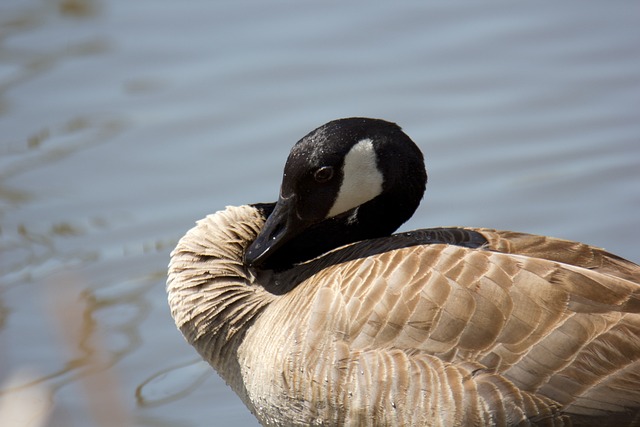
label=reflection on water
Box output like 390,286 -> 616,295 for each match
1,0 -> 639,426
135,359 -> 211,408
0,274 -> 134,426
0,370 -> 51,427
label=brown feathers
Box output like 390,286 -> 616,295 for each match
167,205 -> 640,426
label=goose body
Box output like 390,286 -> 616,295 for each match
167,118 -> 640,426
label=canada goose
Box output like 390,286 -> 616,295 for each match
167,118 -> 640,426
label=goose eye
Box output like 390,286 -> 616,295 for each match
313,166 -> 334,183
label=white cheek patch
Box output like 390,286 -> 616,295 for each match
327,138 -> 384,218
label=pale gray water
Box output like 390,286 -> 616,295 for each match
1,1 -> 639,426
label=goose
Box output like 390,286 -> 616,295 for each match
167,117 -> 640,426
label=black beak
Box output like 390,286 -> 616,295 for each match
245,195 -> 305,269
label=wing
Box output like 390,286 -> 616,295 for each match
476,228 -> 640,283
285,230 -> 640,424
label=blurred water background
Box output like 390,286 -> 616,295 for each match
1,0 -> 639,426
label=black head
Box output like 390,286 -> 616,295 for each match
245,117 -> 427,271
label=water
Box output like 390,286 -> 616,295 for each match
1,1 -> 638,426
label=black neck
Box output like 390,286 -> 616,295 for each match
253,187 -> 421,271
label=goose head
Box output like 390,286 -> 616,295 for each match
245,117 -> 427,271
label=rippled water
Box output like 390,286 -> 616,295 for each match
1,1 -> 639,426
